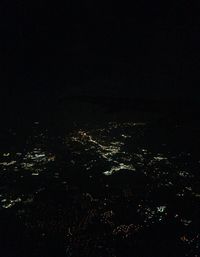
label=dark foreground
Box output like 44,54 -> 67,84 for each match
0,95 -> 200,257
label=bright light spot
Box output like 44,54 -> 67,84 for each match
3,153 -> 10,157
0,160 -> 16,166
104,163 -> 135,176
157,206 -> 166,213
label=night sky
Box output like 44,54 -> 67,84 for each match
1,1 -> 200,101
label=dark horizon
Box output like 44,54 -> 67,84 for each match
1,1 -> 200,103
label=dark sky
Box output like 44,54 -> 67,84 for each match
1,1 -> 200,100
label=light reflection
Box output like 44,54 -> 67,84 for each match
157,206 -> 166,213
21,148 -> 55,173
69,127 -> 135,175
138,204 -> 168,224
0,160 -> 16,166
181,219 -> 192,226
153,156 -> 168,161
1,197 -> 22,209
3,153 -> 10,157
104,163 -> 135,176
178,170 -> 193,178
